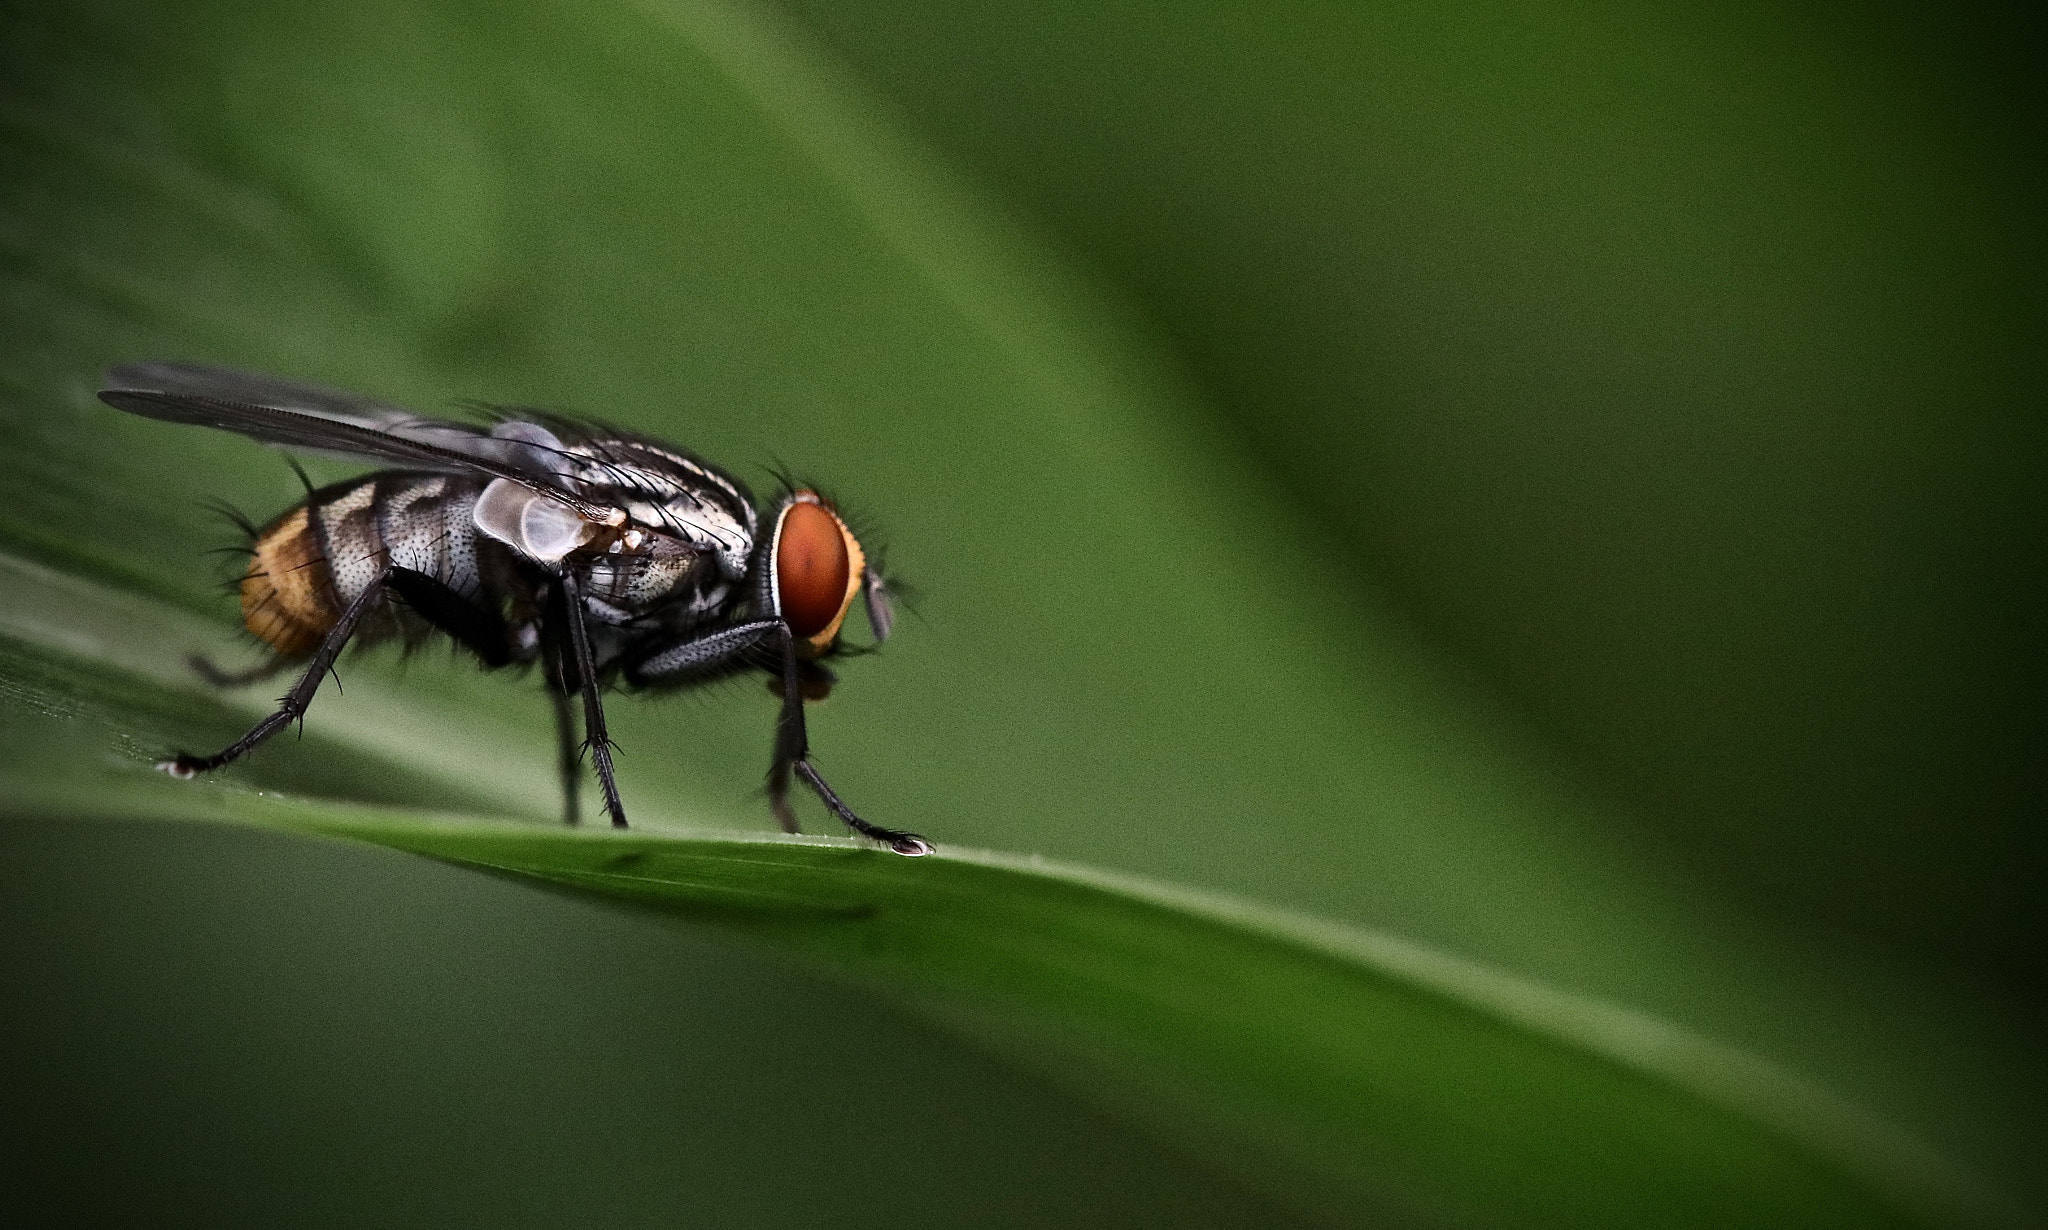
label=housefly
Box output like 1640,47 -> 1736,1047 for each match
99,361 -> 932,856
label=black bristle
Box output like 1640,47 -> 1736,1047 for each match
284,455 -> 317,497
200,497 -> 260,540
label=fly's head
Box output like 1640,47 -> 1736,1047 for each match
763,489 -> 894,661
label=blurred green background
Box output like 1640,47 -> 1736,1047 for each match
2,0 -> 2040,1225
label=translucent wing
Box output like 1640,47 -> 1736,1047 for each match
107,361 -> 426,426
101,362 -> 618,522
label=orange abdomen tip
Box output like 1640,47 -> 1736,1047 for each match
240,505 -> 340,656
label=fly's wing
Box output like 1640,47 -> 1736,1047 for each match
109,361 -> 420,424
102,361 -> 515,463
101,362 -> 619,522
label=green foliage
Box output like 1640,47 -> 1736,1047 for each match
1,0 -> 2038,1225
0,622 -> 2001,1227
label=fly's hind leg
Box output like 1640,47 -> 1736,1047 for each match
159,567 -> 391,778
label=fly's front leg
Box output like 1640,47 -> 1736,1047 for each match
557,572 -> 628,828
770,628 -> 933,857
630,620 -> 784,680
629,620 -> 930,855
629,618 -> 792,823
159,566 -> 392,777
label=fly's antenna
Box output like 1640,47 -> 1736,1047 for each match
870,558 -> 922,624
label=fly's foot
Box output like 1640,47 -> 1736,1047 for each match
789,760 -> 933,855
880,830 -> 935,858
155,755 -> 202,780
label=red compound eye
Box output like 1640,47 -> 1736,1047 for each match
776,498 -> 851,639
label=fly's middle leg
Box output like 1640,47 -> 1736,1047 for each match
557,572 -> 628,828
549,684 -> 582,825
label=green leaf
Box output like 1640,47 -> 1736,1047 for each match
2,0 -> 2038,1225
307,819 -> 2002,1230
0,557 -> 2021,1228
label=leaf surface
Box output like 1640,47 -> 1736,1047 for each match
1,0 -> 2037,1225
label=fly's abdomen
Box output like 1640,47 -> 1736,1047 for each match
240,474 -> 488,656
371,474 -> 486,599
241,503 -> 340,655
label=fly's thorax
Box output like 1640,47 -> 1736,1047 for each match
467,427 -> 758,624
574,524 -> 720,620
554,438 -> 758,581
474,482 -> 730,622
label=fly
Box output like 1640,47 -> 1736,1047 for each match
99,361 -> 932,856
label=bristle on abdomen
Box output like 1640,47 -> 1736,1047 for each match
241,505 -> 340,655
